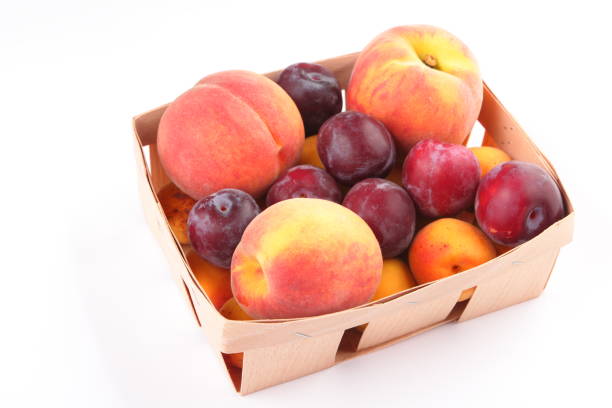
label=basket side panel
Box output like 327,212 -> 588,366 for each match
149,144 -> 172,192
239,330 -> 344,395
458,248 -> 560,322
133,119 -> 201,325
357,291 -> 460,350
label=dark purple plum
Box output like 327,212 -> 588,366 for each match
475,161 -> 565,246
343,178 -> 416,258
318,111 -> 396,185
188,189 -> 260,268
266,165 -> 342,206
277,62 -> 342,136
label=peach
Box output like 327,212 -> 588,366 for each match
470,146 -> 512,178
157,183 -> 195,245
408,218 -> 496,300
186,250 -> 232,310
347,25 -> 483,152
219,298 -> 252,369
297,135 -> 324,169
158,70 -> 305,200
231,198 -> 382,319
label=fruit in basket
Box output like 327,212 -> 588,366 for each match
188,189 -> 260,268
219,298 -> 252,368
186,250 -> 232,310
453,210 -> 476,225
277,63 -> 343,136
408,218 -> 496,300
346,25 -> 483,152
231,198 -> 382,319
470,146 -> 511,178
356,258 -> 416,331
158,70 -> 304,200
318,111 -> 395,185
298,135 -> 324,169
266,165 -> 341,206
343,178 -> 416,258
371,259 -> 416,301
157,183 -> 196,245
475,161 -> 565,246
402,139 -> 480,217
385,160 -> 404,185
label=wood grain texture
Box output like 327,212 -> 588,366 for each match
458,249 -> 560,322
357,291 -> 461,350
240,330 -> 344,395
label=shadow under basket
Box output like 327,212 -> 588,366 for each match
132,52 -> 575,395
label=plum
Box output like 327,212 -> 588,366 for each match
402,139 -> 480,217
318,111 -> 396,185
475,161 -> 565,246
266,165 -> 342,206
343,178 -> 416,258
277,63 -> 342,135
188,189 -> 260,268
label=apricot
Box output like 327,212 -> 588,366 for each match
372,259 -> 416,300
408,218 -> 496,300
297,135 -> 324,169
347,25 -> 483,151
157,183 -> 195,245
357,259 -> 416,331
158,70 -> 304,200
186,250 -> 232,310
231,198 -> 382,319
219,298 -> 252,369
469,146 -> 511,178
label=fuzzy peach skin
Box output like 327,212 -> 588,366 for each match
347,25 -> 483,152
186,250 -> 232,310
157,70 -> 304,200
231,198 -> 382,319
219,298 -> 252,369
408,218 -> 496,301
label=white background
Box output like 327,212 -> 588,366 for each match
1,1 -> 611,406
